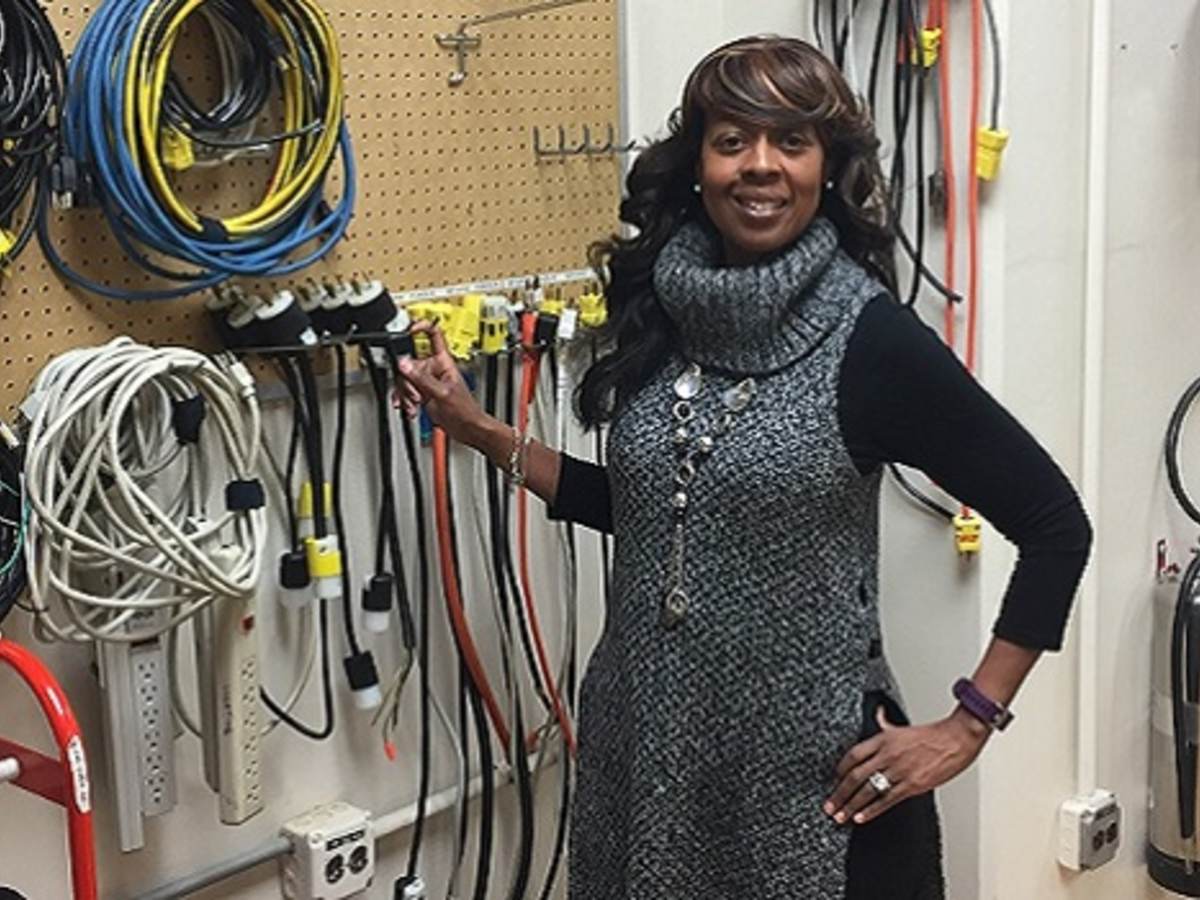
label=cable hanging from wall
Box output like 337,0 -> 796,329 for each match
0,0 -> 66,273
38,0 -> 355,301
20,339 -> 267,644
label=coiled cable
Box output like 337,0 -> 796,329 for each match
40,0 -> 354,299
22,339 -> 266,643
0,0 -> 65,268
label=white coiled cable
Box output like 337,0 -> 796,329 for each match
22,338 -> 266,643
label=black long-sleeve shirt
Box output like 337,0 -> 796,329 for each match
549,295 -> 1092,652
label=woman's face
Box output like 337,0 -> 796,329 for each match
696,118 -> 826,266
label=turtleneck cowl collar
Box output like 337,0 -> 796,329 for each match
653,216 -> 854,375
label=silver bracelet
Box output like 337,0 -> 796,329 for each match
505,426 -> 530,487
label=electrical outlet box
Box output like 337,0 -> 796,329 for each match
1059,789 -> 1121,870
280,802 -> 374,900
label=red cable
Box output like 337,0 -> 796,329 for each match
0,639 -> 97,900
517,313 -> 577,757
962,0 -> 985,521
432,427 -> 513,754
966,0 -> 983,376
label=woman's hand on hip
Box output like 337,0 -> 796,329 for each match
823,705 -> 990,826
394,322 -> 494,448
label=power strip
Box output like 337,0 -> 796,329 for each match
213,548 -> 263,825
96,608 -> 176,852
280,802 -> 374,900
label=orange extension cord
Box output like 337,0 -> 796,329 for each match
966,0 -> 983,376
432,426 -> 513,755
518,312 -> 578,757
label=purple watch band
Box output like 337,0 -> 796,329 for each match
952,677 -> 1014,731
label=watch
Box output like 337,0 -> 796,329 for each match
952,677 -> 1014,732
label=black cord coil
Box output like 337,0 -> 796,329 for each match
0,0 -> 65,268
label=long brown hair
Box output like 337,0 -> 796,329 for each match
579,36 -> 895,427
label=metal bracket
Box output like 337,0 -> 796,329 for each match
436,0 -> 593,86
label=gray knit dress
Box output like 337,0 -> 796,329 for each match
568,218 -> 940,899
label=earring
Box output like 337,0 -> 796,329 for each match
693,183 -> 702,194
824,179 -> 835,191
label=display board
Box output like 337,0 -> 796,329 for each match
0,0 -> 621,410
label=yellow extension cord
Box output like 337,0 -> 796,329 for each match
124,0 -> 343,238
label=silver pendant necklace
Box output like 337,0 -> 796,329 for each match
662,362 -> 756,629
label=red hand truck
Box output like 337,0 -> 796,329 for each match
0,638 -> 98,900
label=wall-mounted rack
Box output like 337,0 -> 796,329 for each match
532,124 -> 639,159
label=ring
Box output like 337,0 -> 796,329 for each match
867,771 -> 892,796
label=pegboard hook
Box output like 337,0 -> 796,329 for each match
436,0 -> 594,86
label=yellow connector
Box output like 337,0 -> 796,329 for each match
919,27 -> 942,68
445,298 -> 482,361
161,126 -> 195,172
578,292 -> 608,328
480,297 -> 509,355
976,128 -> 1010,182
296,481 -> 333,521
0,228 -> 15,278
954,512 -> 983,556
304,535 -> 343,579
413,332 -> 432,358
407,300 -> 455,327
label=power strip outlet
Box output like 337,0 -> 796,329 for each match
280,802 -> 374,900
1059,789 -> 1121,870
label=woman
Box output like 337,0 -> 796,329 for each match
397,36 -> 1091,900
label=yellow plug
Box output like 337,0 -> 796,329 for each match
161,127 -> 195,172
0,228 -> 15,278
407,300 -> 455,327
578,292 -> 608,328
480,296 -> 509,355
954,512 -> 983,556
446,295 -> 483,361
304,535 -> 345,601
413,332 -> 432,358
976,128 -> 1010,181
919,27 -> 942,67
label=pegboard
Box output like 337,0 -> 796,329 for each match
0,0 -> 622,412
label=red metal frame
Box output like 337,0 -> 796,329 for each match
0,638 -> 97,900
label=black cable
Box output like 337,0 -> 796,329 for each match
483,355 -> 536,900
259,353 -> 335,741
591,340 -> 613,607
866,0 -> 892,116
364,351 -> 417,651
446,458 -> 495,900
0,433 -> 25,625
161,0 -> 274,138
0,0 -> 65,267
983,0 -> 1003,129
294,355 -> 329,537
395,398 -> 433,882
887,463 -> 956,521
258,598 -> 336,741
331,345 -> 361,658
1166,375 -> 1200,526
1171,551 -> 1200,839
906,42 -> 928,306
